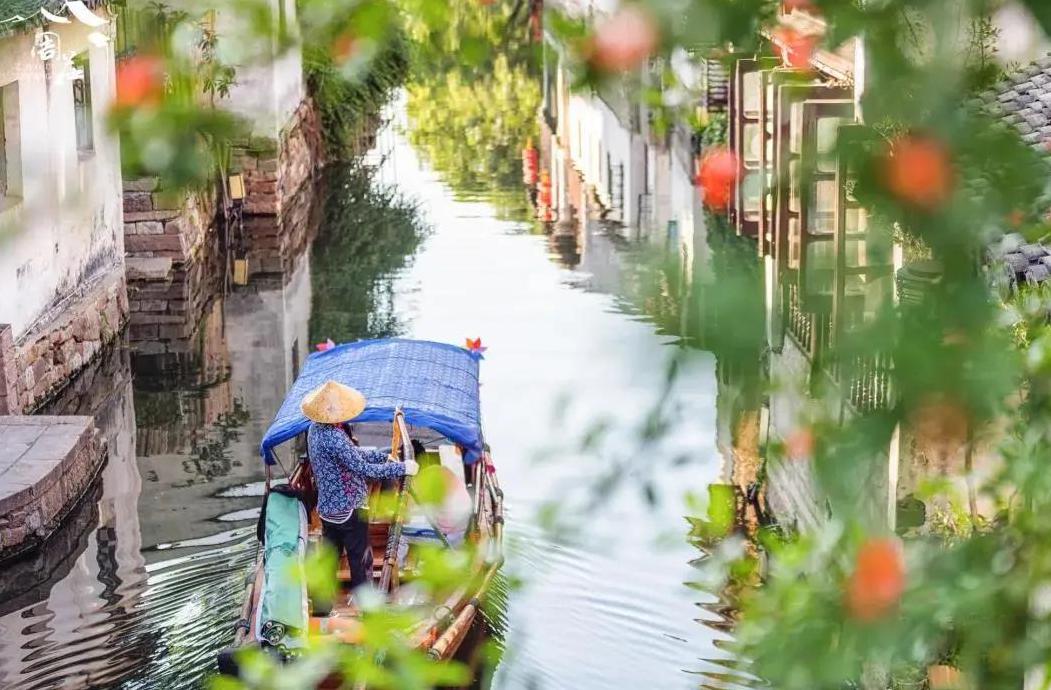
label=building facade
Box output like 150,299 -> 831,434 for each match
0,5 -> 128,414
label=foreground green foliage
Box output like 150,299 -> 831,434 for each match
301,7 -> 410,157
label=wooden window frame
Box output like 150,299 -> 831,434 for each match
731,57 -> 779,239
773,82 -> 851,276
797,98 -> 855,314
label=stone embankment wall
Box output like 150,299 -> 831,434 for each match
121,99 -> 323,356
0,416 -> 106,558
122,180 -> 223,358
0,270 -> 128,415
234,98 -> 324,216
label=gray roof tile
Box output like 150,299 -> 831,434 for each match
990,56 -> 1051,152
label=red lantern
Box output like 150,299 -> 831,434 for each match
523,144 -> 539,186
537,171 -> 554,221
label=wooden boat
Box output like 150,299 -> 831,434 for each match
220,338 -> 504,680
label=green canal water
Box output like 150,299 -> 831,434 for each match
0,99 -> 748,689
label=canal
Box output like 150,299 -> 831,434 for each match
0,98 -> 739,689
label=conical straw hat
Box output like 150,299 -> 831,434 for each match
300,381 -> 367,424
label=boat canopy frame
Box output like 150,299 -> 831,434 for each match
260,338 -> 483,465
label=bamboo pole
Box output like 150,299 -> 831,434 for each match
379,410 -> 414,593
427,559 -> 503,660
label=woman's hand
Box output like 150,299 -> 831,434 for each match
404,459 -> 420,476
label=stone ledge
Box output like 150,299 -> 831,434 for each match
0,416 -> 105,559
124,209 -> 181,223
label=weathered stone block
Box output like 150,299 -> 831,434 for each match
127,221 -> 165,235
123,191 -> 154,213
123,176 -> 159,192
129,326 -> 157,344
126,257 -> 173,282
244,195 -> 278,215
128,313 -> 185,325
124,209 -> 181,223
125,234 -> 188,256
79,313 -> 102,342
158,324 -> 193,340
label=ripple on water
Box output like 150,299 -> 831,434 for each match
0,528 -> 257,690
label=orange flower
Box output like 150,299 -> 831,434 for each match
772,26 -> 817,70
697,147 -> 738,209
881,135 -> 954,210
585,6 -> 659,74
1007,209 -> 1026,228
846,537 -> 905,622
785,427 -> 814,460
115,56 -> 165,108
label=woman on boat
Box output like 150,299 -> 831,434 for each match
301,380 -> 419,590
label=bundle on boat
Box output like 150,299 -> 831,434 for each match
217,338 -> 504,686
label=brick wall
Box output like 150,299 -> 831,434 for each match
241,173 -> 323,279
233,98 -> 324,217
0,269 -> 128,414
123,181 -> 223,358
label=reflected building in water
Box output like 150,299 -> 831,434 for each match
0,175 -> 323,688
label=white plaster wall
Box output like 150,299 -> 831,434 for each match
215,0 -> 305,139
0,21 -> 124,340
563,89 -> 645,226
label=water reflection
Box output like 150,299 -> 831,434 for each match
0,174 -> 326,688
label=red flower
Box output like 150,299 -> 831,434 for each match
697,147 -> 738,209
846,537 -> 905,622
881,135 -> 954,210
115,56 -> 165,108
585,6 -> 659,74
772,26 -> 817,70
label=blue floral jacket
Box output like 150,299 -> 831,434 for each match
307,422 -> 406,522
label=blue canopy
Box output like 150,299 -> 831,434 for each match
260,338 -> 483,464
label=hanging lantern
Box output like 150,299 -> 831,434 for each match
522,141 -> 539,187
